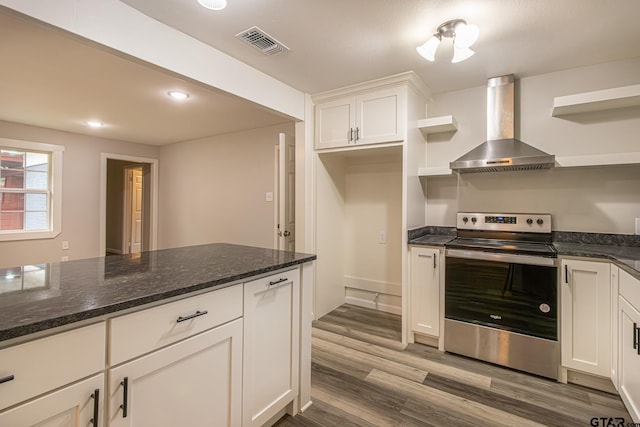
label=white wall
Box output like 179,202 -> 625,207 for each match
0,120 -> 159,268
425,57 -> 640,233
158,123 -> 294,250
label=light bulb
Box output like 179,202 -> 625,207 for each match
416,35 -> 441,62
197,0 -> 227,10
168,91 -> 190,100
454,23 -> 479,48
84,120 -> 104,128
452,45 -> 475,63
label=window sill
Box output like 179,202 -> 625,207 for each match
0,229 -> 61,242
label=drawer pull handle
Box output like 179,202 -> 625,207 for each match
0,374 -> 14,384
634,322 -> 640,355
120,377 -> 129,418
91,388 -> 100,427
269,278 -> 288,286
176,310 -> 208,323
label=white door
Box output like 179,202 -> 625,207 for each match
277,133 -> 295,252
561,259 -> 611,376
108,319 -> 242,427
0,374 -> 103,427
124,167 -> 143,254
243,272 -> 299,427
410,247 -> 440,337
618,295 -> 640,422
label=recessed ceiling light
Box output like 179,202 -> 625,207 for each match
197,0 -> 227,10
167,91 -> 190,100
84,120 -> 104,128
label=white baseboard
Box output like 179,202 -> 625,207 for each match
344,276 -> 401,296
344,295 -> 402,315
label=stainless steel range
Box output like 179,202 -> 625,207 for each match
444,212 -> 559,379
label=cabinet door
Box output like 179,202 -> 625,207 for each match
315,97 -> 355,149
561,259 -> 611,376
410,247 -> 440,337
355,86 -> 404,145
108,319 -> 242,427
618,296 -> 640,422
243,271 -> 300,427
0,374 -> 103,427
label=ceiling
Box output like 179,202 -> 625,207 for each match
2,1 -> 640,145
122,0 -> 640,94
0,8 -> 291,146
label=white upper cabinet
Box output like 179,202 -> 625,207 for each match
315,86 -> 405,150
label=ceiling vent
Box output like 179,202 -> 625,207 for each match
235,26 -> 290,56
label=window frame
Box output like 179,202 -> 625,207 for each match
0,138 -> 63,241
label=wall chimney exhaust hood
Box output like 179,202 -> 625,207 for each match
449,75 -> 555,173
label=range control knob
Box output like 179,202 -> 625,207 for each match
537,218 -> 544,225
526,218 -> 533,225
471,217 -> 477,223
462,216 -> 469,223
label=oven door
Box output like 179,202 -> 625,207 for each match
445,249 -> 558,341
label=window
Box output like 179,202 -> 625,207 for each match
0,138 -> 63,241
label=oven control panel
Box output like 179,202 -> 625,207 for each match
457,212 -> 552,233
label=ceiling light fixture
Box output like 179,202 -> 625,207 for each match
417,19 -> 479,63
167,91 -> 190,100
197,0 -> 227,10
84,120 -> 104,128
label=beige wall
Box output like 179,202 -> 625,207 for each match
0,120 -> 159,269
344,159 -> 403,313
158,123 -> 295,250
425,57 -> 640,233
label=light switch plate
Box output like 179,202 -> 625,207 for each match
265,192 -> 273,202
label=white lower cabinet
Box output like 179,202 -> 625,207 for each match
409,246 -> 440,338
0,374 -> 103,427
107,319 -> 243,427
618,269 -> 640,423
561,259 -> 611,376
243,271 -> 299,427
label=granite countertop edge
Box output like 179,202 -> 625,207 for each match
408,227 -> 640,280
0,244 -> 316,342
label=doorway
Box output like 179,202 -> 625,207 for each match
100,154 -> 158,256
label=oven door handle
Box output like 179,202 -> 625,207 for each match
445,249 -> 558,267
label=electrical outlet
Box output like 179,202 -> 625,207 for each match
636,218 -> 640,235
62,240 -> 69,250
378,231 -> 386,244
61,256 -> 69,262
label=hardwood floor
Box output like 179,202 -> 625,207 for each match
275,304 -> 631,427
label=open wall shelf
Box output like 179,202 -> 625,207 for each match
552,84 -> 640,116
418,115 -> 458,137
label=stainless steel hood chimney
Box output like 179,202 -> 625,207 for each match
449,75 -> 555,173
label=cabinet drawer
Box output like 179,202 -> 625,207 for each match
0,322 -> 105,410
109,284 -> 242,366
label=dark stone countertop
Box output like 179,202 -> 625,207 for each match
553,242 -> 640,280
0,243 -> 316,342
409,234 -> 455,246
408,227 -> 640,280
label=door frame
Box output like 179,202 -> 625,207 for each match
99,153 -> 159,257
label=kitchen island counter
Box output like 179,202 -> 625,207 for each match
0,243 -> 316,342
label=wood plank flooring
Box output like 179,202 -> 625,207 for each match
274,304 -> 631,427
